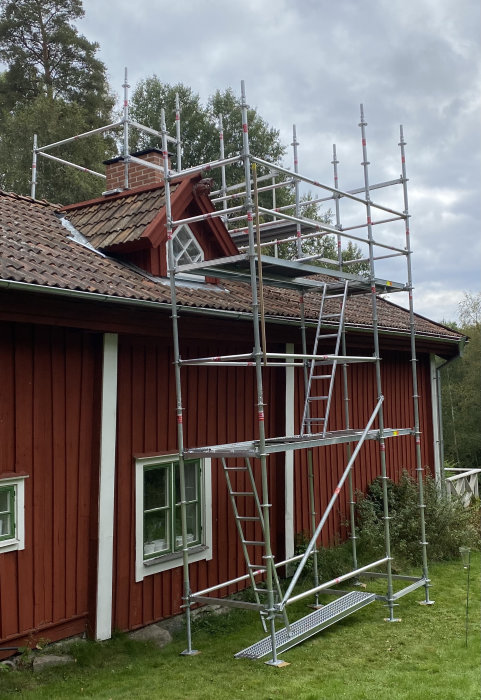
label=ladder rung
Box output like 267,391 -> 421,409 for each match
237,515 -> 261,521
322,312 -> 342,318
316,333 -> 338,340
308,396 -> 328,401
243,540 -> 266,546
224,466 -> 248,471
231,491 -> 254,496
312,374 -> 332,379
253,588 -> 267,594
248,563 -> 266,570
307,418 -> 326,423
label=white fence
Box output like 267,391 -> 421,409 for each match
445,468 -> 481,506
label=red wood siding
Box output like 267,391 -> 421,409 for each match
112,336 -> 285,631
0,323 -> 101,649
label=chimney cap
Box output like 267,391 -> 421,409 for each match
103,147 -> 172,166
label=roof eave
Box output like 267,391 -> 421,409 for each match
0,278 -> 465,356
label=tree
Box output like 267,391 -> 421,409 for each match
0,95 -> 114,203
0,0 -> 115,203
441,292 -> 481,469
0,0 -> 109,110
130,78 -> 291,208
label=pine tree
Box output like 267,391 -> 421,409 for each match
0,0 -> 115,204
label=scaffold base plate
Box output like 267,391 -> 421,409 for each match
235,591 -> 375,660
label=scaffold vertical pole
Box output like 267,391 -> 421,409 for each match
122,67 -> 130,190
332,144 -> 358,573
218,115 -> 228,221
292,125 -> 303,258
399,125 -> 433,605
241,81 -> 282,666
294,125 -> 319,602
175,93 -> 182,172
162,108 -> 198,655
359,105 -> 397,621
31,134 -> 38,199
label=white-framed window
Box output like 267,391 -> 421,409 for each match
0,476 -> 27,554
172,224 -> 204,266
135,455 -> 212,582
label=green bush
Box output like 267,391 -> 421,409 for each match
355,470 -> 480,567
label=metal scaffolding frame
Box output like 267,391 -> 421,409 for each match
29,71 -> 434,664
161,81 -> 433,665
30,67 -> 181,199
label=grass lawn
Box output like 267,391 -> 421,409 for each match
1,554 -> 479,699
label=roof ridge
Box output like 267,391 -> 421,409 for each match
0,190 -> 58,209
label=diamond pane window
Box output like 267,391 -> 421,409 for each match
172,225 -> 204,266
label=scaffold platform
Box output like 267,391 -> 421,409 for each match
176,253 -> 407,294
184,427 -> 413,459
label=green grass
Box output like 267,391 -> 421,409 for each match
1,555 -> 479,699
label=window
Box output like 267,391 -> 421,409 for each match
135,455 -> 212,581
0,476 -> 27,553
172,225 -> 204,266
0,485 -> 14,541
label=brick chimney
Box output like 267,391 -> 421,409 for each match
103,148 -> 171,193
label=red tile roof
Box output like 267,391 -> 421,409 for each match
0,190 -> 463,344
60,183 -> 175,250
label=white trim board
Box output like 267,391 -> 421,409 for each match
95,333 -> 119,641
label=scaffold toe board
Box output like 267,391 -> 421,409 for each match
235,591 -> 376,660
175,254 -> 407,294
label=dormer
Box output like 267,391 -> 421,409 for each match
60,149 -> 238,278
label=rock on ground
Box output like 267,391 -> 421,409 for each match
128,624 -> 172,648
32,654 -> 74,672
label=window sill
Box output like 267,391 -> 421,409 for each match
143,544 -> 207,567
0,538 -> 22,554
136,543 -> 212,581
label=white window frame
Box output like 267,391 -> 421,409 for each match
135,455 -> 212,582
0,476 -> 27,554
171,224 -> 204,267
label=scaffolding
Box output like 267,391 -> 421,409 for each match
161,81 -> 434,665
31,73 -> 435,665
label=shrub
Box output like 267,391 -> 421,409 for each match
355,470 -> 480,568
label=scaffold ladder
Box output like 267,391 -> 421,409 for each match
222,458 -> 290,633
301,280 -> 349,436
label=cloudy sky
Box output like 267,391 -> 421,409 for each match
80,0 -> 480,323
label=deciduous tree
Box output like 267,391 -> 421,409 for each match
441,292 -> 481,469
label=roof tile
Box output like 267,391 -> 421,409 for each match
0,190 -> 463,343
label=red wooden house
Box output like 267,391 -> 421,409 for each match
0,152 -> 464,653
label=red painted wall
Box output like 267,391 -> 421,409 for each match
0,323 -> 101,650
0,317 -> 436,644
112,335 -> 285,631
111,333 -> 434,632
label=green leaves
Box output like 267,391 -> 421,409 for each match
0,0 -> 114,203
441,292 -> 481,470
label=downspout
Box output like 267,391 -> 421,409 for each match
434,351 -> 463,494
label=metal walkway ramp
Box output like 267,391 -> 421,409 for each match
235,591 -> 375,661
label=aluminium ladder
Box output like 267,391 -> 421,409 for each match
301,280 -> 349,436
222,458 -> 291,633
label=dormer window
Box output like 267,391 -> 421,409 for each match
172,225 -> 204,266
